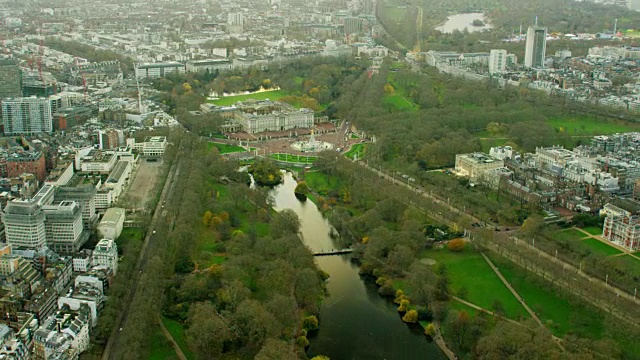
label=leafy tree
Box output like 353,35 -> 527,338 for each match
302,315 -> 319,331
271,210 -> 301,238
185,302 -> 234,359
450,310 -> 471,350
294,181 -> 310,195
255,338 -> 294,360
397,299 -> 410,312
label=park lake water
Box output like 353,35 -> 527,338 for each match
270,171 -> 445,359
435,12 -> 492,34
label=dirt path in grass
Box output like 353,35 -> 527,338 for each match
158,317 -> 187,360
480,253 -> 543,326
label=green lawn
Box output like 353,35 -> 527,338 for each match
207,142 -> 248,154
581,238 -> 622,257
493,256 -> 605,339
581,226 -> 602,236
609,254 -> 640,276
546,116 -> 640,136
270,153 -> 317,164
117,228 -> 144,246
208,90 -> 289,106
552,228 -> 588,242
161,317 -> 195,360
419,247 -> 528,320
344,143 -> 367,160
383,93 -> 419,112
148,325 -> 179,360
305,171 -> 344,195
211,133 -> 227,139
383,72 -> 419,112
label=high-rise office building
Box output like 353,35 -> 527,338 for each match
227,13 -> 244,26
2,97 -> 53,135
42,201 -> 85,254
344,17 -> 363,35
0,60 -> 22,100
489,49 -> 507,74
363,0 -> 375,15
525,26 -> 547,68
2,200 -> 47,249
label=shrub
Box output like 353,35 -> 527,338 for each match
424,323 -> 436,337
447,238 -> 466,252
402,310 -> 419,323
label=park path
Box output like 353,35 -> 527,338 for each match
573,227 -> 640,261
479,253 -> 543,327
452,295 -> 565,350
432,321 -> 456,360
158,317 -> 187,360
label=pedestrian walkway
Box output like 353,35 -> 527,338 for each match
480,253 -> 543,326
158,317 -> 187,360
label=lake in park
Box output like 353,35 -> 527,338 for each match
270,171 -> 445,359
436,12 -> 493,34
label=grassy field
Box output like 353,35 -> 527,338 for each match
305,171 -> 345,195
420,247 -> 528,320
270,153 -> 317,164
552,228 -> 588,242
546,116 -> 640,135
383,73 -> 419,112
148,325 -> 179,360
581,226 -> 602,236
161,317 -> 195,360
207,142 -> 248,154
344,143 -> 367,160
211,133 -> 227,139
581,238 -> 623,257
383,93 -> 419,112
208,89 -> 289,106
493,256 -> 604,339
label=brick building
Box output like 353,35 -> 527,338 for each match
6,151 -> 46,182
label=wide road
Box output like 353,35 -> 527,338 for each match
101,154 -> 182,360
356,160 -> 490,228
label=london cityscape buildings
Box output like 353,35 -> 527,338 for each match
0,0 -> 638,358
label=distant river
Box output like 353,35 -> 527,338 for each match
436,12 -> 493,34
271,171 -> 445,360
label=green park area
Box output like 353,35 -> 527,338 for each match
270,153 -> 317,164
581,238 -> 623,257
383,73 -> 419,112
546,116 -> 640,136
552,228 -> 588,242
148,324 -> 179,360
581,226 -> 602,236
208,89 -> 289,106
493,257 -> 605,339
207,142 -> 248,154
344,143 -> 368,160
419,247 -> 528,320
304,171 -> 345,196
161,317 -> 195,360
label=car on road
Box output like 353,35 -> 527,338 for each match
152,230 -> 156,234
402,174 -> 409,179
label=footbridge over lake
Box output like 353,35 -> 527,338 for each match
312,248 -> 353,256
